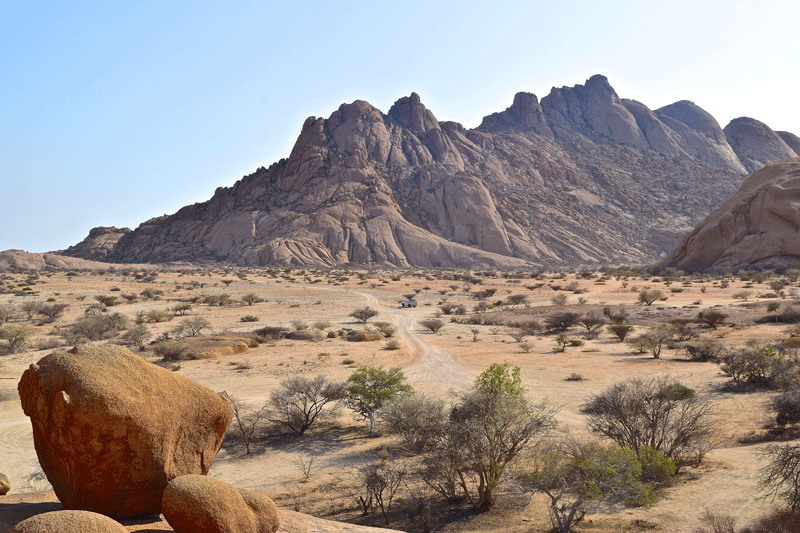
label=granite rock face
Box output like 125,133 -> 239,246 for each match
724,117 -> 798,173
658,158 -> 800,272
62,75 -> 799,268
17,345 -> 233,519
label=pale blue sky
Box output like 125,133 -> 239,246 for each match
3,0 -> 798,253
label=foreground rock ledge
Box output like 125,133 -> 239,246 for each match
0,492 -> 400,533
17,345 -> 233,519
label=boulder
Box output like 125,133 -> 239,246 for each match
17,345 -> 233,519
0,473 -> 9,495
161,475 -> 278,533
347,330 -> 385,342
9,510 -> 127,533
658,158 -> 800,272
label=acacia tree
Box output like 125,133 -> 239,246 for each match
344,366 -> 412,437
228,395 -> 269,455
0,325 -> 30,353
584,376 -> 715,470
760,444 -> 800,514
638,289 -> 665,306
350,306 -> 379,325
270,375 -> 346,436
429,363 -> 558,511
522,442 -> 661,533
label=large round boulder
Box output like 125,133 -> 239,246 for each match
162,475 -> 278,533
17,345 -> 233,519
9,510 -> 127,533
0,473 -> 10,495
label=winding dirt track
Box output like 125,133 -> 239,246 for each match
351,291 -> 475,391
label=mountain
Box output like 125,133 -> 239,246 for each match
63,75 -> 799,268
657,158 -> 800,272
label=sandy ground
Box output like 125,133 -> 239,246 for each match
0,265 -> 796,531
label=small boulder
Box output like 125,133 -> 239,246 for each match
0,472 -> 10,495
347,330 -> 385,342
9,510 -> 127,533
17,345 -> 233,519
162,475 -> 278,533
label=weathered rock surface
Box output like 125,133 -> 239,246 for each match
62,75 -> 799,267
0,491 -> 401,533
154,336 -> 251,361
61,227 -> 131,261
8,510 -> 127,533
724,118 -> 798,173
17,345 -> 233,518
0,250 -> 115,271
161,475 -> 278,533
778,131 -> 800,158
346,330 -> 385,342
658,158 -> 800,272
0,474 -> 9,495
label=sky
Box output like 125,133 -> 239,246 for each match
3,0 -> 799,253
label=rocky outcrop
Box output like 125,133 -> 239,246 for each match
17,345 -> 233,519
62,227 -> 130,261
658,158 -> 800,272
0,250 -> 115,271
9,510 -> 127,533
0,474 -> 9,495
778,131 -> 800,155
724,118 -> 798,173
0,491 -> 402,532
161,475 -> 278,533
63,75 -> 800,268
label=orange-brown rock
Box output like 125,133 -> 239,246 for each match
659,158 -> 800,272
347,330 -> 385,342
0,491 -> 401,533
17,345 -> 233,519
0,474 -> 9,495
161,475 -> 278,533
9,510 -> 127,533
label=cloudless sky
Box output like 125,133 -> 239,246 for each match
3,0 -> 799,253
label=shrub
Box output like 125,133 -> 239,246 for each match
382,394 -> 446,454
384,339 -> 401,350
585,376 -> 715,471
0,325 -> 30,353
608,324 -> 634,342
546,312 -> 580,333
269,375 -> 346,436
374,321 -> 397,337
240,315 -> 259,322
684,340 -> 724,362
152,342 -> 186,360
419,318 -> 444,334
639,289 -> 666,305
698,309 -> 728,329
350,306 -> 379,324
172,317 -> 211,337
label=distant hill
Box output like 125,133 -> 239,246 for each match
63,74 -> 798,268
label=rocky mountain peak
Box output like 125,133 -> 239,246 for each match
388,92 -> 440,134
61,74 -> 800,269
723,117 -> 798,173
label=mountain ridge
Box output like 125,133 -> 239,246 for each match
61,75 -> 798,268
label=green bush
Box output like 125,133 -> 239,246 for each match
637,446 -> 677,483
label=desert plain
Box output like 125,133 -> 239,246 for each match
0,263 -> 796,532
